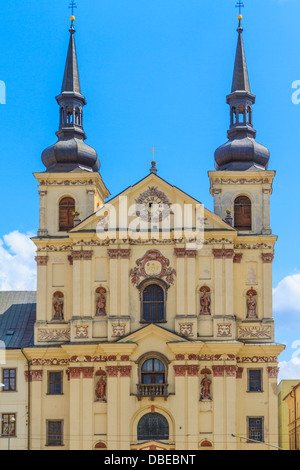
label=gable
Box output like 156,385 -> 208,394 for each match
115,324 -> 190,363
70,173 -> 235,238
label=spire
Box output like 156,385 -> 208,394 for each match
41,16 -> 100,173
214,14 -> 270,171
55,16 -> 87,141
231,19 -> 251,93
61,20 -> 82,95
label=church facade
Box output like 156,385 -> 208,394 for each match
0,15 -> 284,450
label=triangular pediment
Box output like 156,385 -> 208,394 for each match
70,173 -> 235,236
116,323 -> 190,345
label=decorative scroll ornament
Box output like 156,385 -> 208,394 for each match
135,186 -> 171,222
129,249 -> 176,286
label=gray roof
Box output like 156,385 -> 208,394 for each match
0,292 -> 36,349
61,23 -> 82,95
231,24 -> 251,93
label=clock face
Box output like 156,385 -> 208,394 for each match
135,187 -> 170,222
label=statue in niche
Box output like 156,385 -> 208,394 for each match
200,374 -> 212,400
53,292 -> 64,320
96,287 -> 107,316
246,288 -> 257,319
95,373 -> 107,402
200,287 -> 211,315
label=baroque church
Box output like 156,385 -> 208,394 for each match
0,14 -> 284,450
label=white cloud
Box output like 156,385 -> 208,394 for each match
279,357 -> 300,381
273,273 -> 300,313
0,231 -> 36,291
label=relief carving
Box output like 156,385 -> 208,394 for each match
38,328 -> 70,342
178,322 -> 193,336
217,323 -> 232,337
130,249 -> 176,286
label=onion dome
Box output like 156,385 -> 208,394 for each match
214,16 -> 270,171
41,17 -> 100,173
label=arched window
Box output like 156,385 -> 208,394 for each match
59,197 -> 75,232
234,196 -> 252,231
141,359 -> 165,385
137,413 -> 169,441
142,284 -> 164,323
94,442 -> 107,450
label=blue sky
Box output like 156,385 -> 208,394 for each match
0,0 -> 300,380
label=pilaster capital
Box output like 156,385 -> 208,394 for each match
223,249 -> 235,259
224,365 -> 237,377
267,367 -> 279,379
71,250 -> 93,261
25,370 -> 43,382
173,365 -> 187,377
108,249 -> 131,259
233,253 -> 243,263
261,253 -> 274,263
212,365 -> 225,377
174,248 -> 186,258
35,255 -> 48,266
67,366 -> 95,379
105,366 -> 132,377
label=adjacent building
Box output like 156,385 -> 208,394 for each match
281,381 -> 300,450
0,14 -> 285,450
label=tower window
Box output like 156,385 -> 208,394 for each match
142,284 -> 165,323
137,413 -> 169,441
59,197 -> 75,231
234,196 -> 252,231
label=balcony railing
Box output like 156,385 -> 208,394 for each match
137,383 -> 168,399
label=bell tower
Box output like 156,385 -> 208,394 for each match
34,16 -> 109,238
209,14 -> 274,235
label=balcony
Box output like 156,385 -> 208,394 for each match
137,383 -> 168,400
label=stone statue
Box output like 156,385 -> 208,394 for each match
96,292 -> 106,316
53,295 -> 64,320
200,374 -> 211,400
200,291 -> 211,315
247,292 -> 257,318
95,375 -> 107,402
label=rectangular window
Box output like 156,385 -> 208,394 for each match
46,420 -> 63,446
2,369 -> 16,391
248,369 -> 262,392
1,414 -> 16,437
48,372 -> 63,395
248,417 -> 264,443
